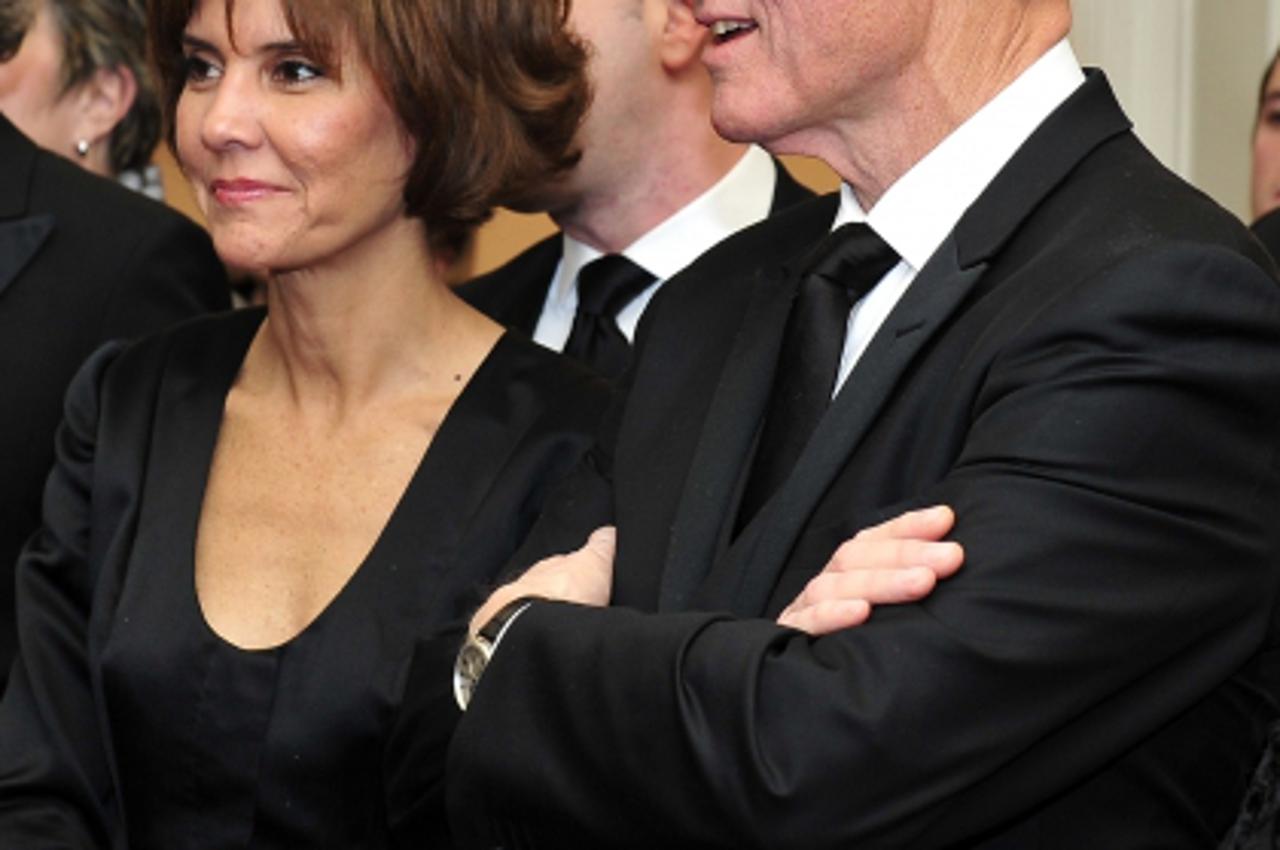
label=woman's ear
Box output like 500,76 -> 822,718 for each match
71,63 -> 137,168
657,0 -> 710,74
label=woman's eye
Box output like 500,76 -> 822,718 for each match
273,59 -> 324,86
182,54 -> 221,85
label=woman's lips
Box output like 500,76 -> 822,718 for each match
210,178 -> 285,205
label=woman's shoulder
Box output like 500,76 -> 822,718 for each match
105,307 -> 260,379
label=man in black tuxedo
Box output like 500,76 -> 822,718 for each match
0,114 -> 227,689
448,0 -> 1280,846
459,0 -> 810,379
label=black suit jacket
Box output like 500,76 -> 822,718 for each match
458,158 -> 812,336
1253,207 -> 1280,266
0,115 -> 228,687
448,73 -> 1280,848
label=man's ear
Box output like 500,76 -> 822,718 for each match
72,63 -> 137,153
657,0 -> 710,74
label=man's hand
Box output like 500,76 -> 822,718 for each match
777,506 -> 964,635
469,526 -> 617,636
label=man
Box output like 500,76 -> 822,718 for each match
0,113 -> 227,689
449,1 -> 1280,846
459,0 -> 810,378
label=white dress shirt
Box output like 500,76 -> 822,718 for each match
831,39 -> 1086,393
532,144 -> 779,351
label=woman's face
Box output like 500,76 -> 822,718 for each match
176,0 -> 416,275
0,1 -> 84,161
1253,59 -> 1280,221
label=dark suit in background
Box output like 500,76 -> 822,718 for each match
448,73 -> 1280,848
459,159 -> 811,339
0,115 -> 228,688
1252,206 -> 1280,265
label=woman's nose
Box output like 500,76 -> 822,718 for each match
198,69 -> 263,152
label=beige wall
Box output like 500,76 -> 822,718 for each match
1072,0 -> 1280,222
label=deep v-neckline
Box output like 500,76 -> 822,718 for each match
183,309 -> 513,653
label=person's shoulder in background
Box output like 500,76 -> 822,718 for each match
1251,207 -> 1280,273
21,135 -> 230,335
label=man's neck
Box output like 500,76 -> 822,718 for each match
775,6 -> 1071,210
554,139 -> 750,254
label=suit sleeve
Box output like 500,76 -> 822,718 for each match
97,211 -> 228,342
447,244 -> 1280,848
0,344 -> 126,848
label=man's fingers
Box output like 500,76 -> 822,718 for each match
828,537 -> 964,576
794,566 -> 938,612
778,599 -> 872,635
853,505 -> 955,543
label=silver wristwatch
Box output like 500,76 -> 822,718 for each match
453,597 -> 535,710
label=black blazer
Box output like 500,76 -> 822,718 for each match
448,73 -> 1280,848
0,311 -> 611,847
458,157 -> 813,336
0,116 -> 228,686
1252,207 -> 1280,266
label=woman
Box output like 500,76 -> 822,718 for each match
1253,47 -> 1280,224
0,0 -> 600,846
0,0 -> 160,189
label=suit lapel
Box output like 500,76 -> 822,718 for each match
0,115 -> 49,301
769,159 -> 813,214
0,215 -> 54,299
655,194 -> 840,610
694,70 -> 1134,616
729,238 -> 985,615
503,240 -> 561,336
657,264 -> 798,610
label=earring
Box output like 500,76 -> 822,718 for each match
74,139 -> 90,157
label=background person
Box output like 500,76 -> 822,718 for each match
0,0 -> 161,191
459,0 -> 810,380
0,0 -> 228,693
0,0 -> 606,846
1250,46 -> 1280,263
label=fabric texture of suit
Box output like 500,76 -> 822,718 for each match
457,158 -> 812,337
447,72 -> 1280,848
0,115 -> 228,688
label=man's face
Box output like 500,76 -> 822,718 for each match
1253,59 -> 1280,221
523,0 -> 658,216
690,0 -> 931,150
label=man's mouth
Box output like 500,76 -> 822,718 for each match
709,19 -> 758,45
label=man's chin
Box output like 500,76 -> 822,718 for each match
711,105 -> 793,152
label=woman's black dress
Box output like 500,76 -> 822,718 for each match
0,308 -> 610,849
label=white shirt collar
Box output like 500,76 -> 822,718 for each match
833,38 -> 1086,270
552,144 -> 777,304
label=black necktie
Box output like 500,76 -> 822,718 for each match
562,254 -> 656,379
736,223 -> 899,530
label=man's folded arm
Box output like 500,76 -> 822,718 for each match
448,245 -> 1280,848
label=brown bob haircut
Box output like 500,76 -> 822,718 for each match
148,0 -> 590,255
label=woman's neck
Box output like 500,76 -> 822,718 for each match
244,219 -> 500,425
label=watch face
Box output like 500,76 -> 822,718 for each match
453,641 -> 491,710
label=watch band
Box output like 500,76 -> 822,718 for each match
453,596 -> 536,711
